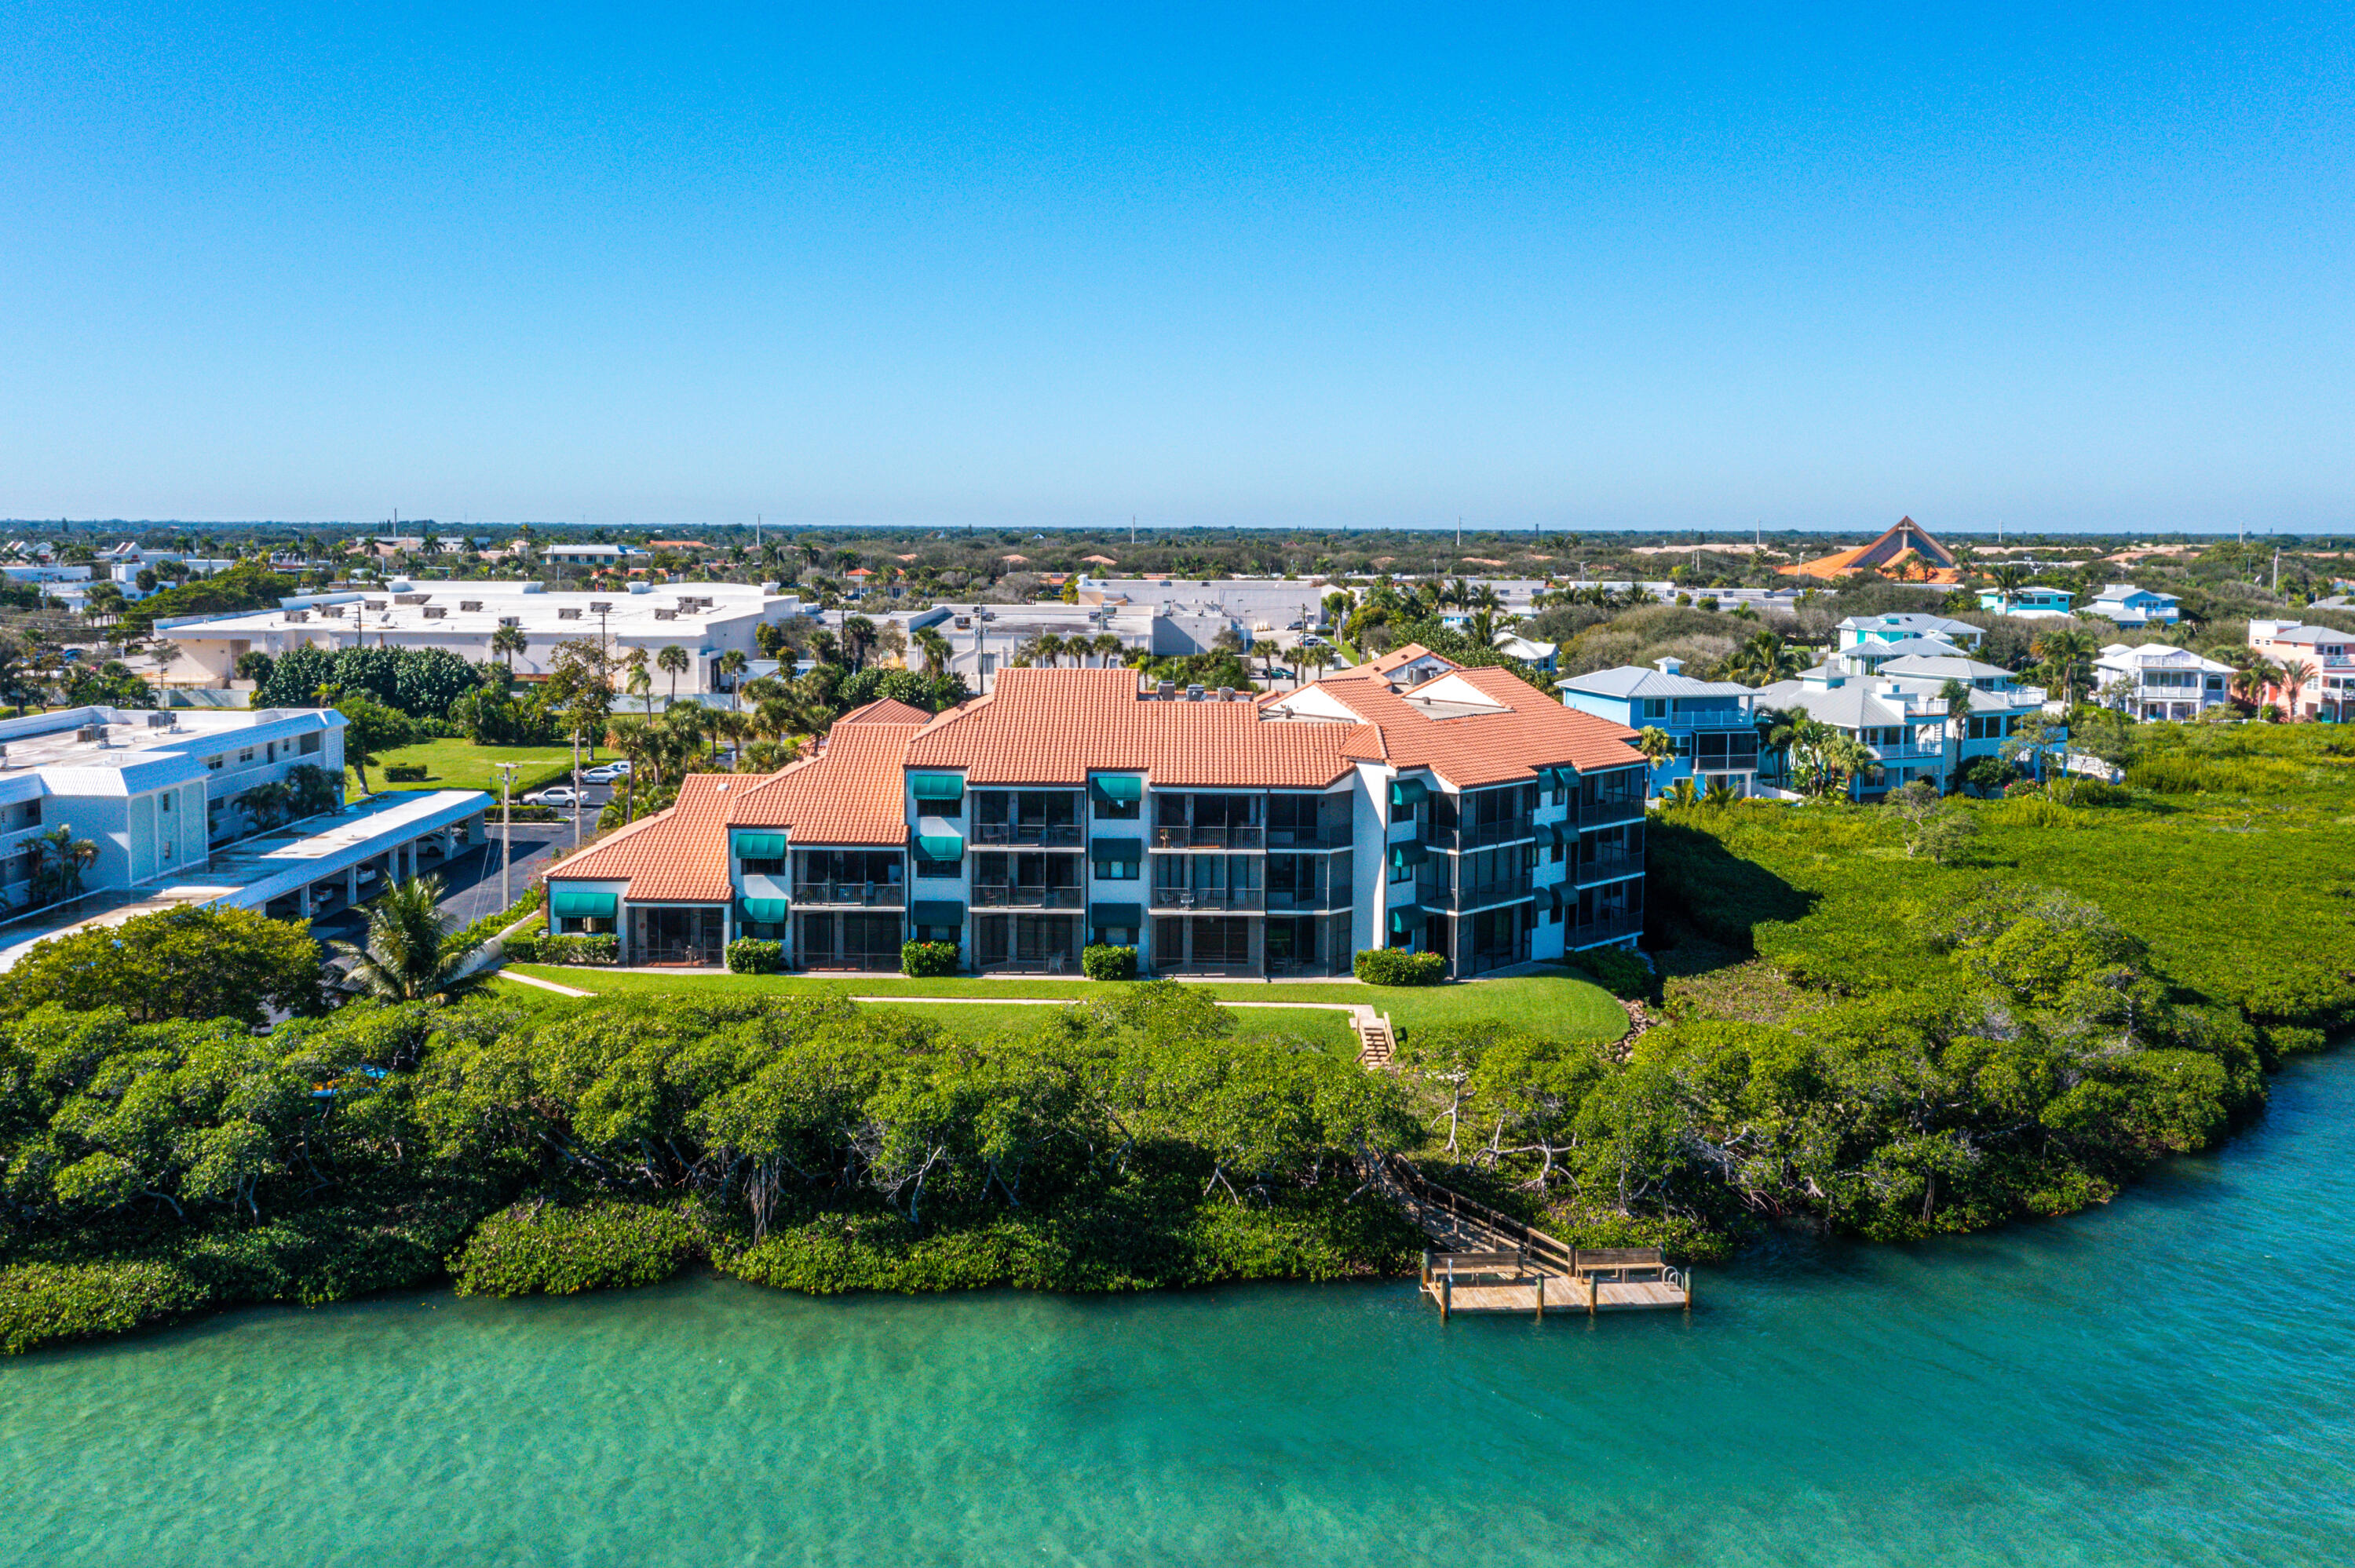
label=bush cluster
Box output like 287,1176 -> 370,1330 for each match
506,933 -> 618,966
900,940 -> 959,978
382,764 -> 429,783
1081,944 -> 1137,982
1572,947 -> 1652,1000
449,1200 -> 710,1297
726,938 -> 786,975
1354,949 -> 1447,986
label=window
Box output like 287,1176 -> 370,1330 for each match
1093,855 -> 1140,881
1639,698 -> 1668,720
300,732 -> 321,754
1389,853 -> 1415,884
159,791 -> 172,813
206,754 -> 225,771
237,747 -> 256,764
1550,841 -> 1565,863
912,848 -> 962,878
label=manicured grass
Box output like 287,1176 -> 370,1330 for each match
500,966 -> 1627,1045
355,739 -> 606,798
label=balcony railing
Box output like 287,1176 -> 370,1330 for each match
1577,795 -> 1645,828
1566,911 -> 1641,947
1432,816 -> 1536,852
972,884 -> 1085,909
970,822 -> 1084,848
1267,884 -> 1353,912
1675,709 -> 1754,729
1149,887 -> 1265,912
791,881 -> 906,907
1151,825 -> 1265,850
1575,851 -> 1642,886
1265,826 -> 1353,850
1429,871 -> 1535,912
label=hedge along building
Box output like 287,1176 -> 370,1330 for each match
541,650 -> 1648,977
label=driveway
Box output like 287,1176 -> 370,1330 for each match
309,822 -> 575,950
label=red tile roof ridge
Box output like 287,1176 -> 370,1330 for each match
543,772 -> 747,901
836,697 -> 933,725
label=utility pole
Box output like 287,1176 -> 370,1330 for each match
1456,516 -> 1463,550
571,723 -> 583,848
494,761 -> 518,910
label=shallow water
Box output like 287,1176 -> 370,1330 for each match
6,1058 -> 2353,1567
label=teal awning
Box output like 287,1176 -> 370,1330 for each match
1090,902 -> 1141,928
733,831 -> 787,860
1549,821 -> 1570,848
1090,836 -> 1143,859
739,897 -> 788,924
918,832 -> 966,860
1389,909 -> 1417,934
1389,778 -> 1429,807
1389,841 -> 1427,870
550,889 -> 615,918
910,772 -> 964,801
1090,774 -> 1144,804
911,899 -> 966,925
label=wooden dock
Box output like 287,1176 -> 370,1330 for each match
1385,1158 -> 1693,1320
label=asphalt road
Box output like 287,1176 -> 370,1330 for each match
310,822 -> 577,947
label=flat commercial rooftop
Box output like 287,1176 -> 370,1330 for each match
0,788 -> 491,970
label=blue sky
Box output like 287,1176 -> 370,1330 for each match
2,3 -> 2349,532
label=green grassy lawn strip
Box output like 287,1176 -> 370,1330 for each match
354,738 -> 608,797
501,968 -> 1625,1044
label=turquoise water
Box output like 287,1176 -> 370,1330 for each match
7,1060 -> 2354,1566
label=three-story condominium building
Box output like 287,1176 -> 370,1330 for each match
2247,620 -> 2355,720
2094,644 -> 2233,720
542,649 -> 1648,979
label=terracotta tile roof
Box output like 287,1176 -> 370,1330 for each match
543,772 -> 754,903
904,668 -> 1367,787
729,720 -> 926,843
835,697 -> 933,725
1357,642 -> 1453,676
1287,665 -> 1643,788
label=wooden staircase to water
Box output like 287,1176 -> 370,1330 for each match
1353,1012 -> 1396,1070
1380,1158 -> 1692,1320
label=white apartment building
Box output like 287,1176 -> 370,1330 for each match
162,580 -> 811,694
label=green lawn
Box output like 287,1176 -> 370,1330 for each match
356,739 -> 606,798
500,967 -> 1626,1045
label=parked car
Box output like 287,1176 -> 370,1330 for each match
1298,634 -> 1327,648
525,786 -> 582,808
580,763 -> 630,784
1264,668 -> 1294,680
1285,619 -> 1306,630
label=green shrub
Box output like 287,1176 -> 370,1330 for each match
1573,947 -> 1652,999
2065,779 -> 2131,807
0,1259 -> 209,1355
539,934 -> 619,965
501,932 -> 542,963
450,1200 -> 710,1297
1354,949 -> 1447,986
1082,944 -> 1137,981
726,938 -> 786,974
382,764 -> 429,783
900,940 -> 959,978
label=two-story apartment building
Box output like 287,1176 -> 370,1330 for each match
1558,658 -> 1757,798
2094,644 -> 2233,720
2248,620 -> 2355,720
2083,584 -> 2182,629
1835,613 -> 1985,657
1756,658 -> 2050,797
543,651 -> 1649,979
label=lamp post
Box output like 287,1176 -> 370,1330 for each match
493,761 -> 519,910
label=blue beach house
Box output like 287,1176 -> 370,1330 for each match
1560,658 -> 1758,799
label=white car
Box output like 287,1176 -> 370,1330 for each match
526,786 -> 582,808
1298,634 -> 1327,648
580,763 -> 627,784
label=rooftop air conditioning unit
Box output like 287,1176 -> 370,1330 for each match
557,607 -> 582,621
75,724 -> 105,743
1157,680 -> 1176,699
394,593 -> 430,605
590,601 -> 612,613
459,600 -> 483,612
286,610 -> 309,623
145,712 -> 173,728
1186,684 -> 1206,701
319,605 -> 345,618
655,609 -> 677,621
365,600 -> 387,611
499,616 -> 520,629
422,606 -> 447,619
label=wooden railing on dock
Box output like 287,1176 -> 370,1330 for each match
1390,1158 -> 1692,1318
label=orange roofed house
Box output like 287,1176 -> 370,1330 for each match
1779,516 -> 1963,585
544,654 -> 1648,979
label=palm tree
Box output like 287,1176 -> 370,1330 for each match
714,648 -> 749,692
2229,661 -> 2274,710
657,644 -> 692,707
2029,628 -> 2098,710
1092,632 -> 1124,667
1634,725 -> 1678,796
330,875 -> 487,1001
1937,677 -> 1975,792
1660,778 -> 1701,809
625,662 -> 654,717
1727,629 -> 1804,687
490,622 -> 528,680
27,825 -> 98,908
2275,657 -> 2315,720
840,616 -> 878,670
605,720 -> 649,822
912,626 -> 953,678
